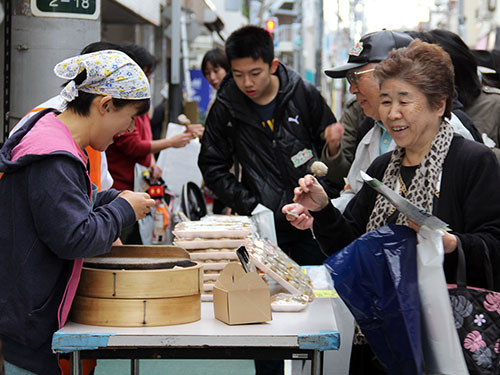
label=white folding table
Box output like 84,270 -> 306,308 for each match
52,298 -> 340,375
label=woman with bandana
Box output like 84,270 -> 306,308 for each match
0,50 -> 155,375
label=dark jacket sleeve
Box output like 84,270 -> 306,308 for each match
94,188 -> 120,206
302,81 -> 337,155
28,156 -> 136,260
198,103 -> 259,214
301,81 -> 345,194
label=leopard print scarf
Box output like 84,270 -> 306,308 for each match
366,121 -> 454,232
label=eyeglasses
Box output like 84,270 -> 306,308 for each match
346,68 -> 375,85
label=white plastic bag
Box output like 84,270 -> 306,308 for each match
251,204 -> 278,246
156,122 -> 202,198
417,226 -> 469,375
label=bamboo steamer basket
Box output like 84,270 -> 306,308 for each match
71,245 -> 203,327
71,294 -> 201,327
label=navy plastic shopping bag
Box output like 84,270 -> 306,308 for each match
324,225 -> 422,375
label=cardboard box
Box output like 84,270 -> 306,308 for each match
213,263 -> 272,325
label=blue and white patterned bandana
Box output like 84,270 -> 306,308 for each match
54,50 -> 150,102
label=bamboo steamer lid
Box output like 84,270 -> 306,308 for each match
71,294 -> 201,326
77,245 -> 203,298
72,245 -> 202,326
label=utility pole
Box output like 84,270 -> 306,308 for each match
168,1 -> 183,123
457,0 -> 465,40
315,0 -> 323,88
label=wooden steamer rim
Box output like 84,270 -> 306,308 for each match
72,245 -> 202,326
71,294 -> 201,327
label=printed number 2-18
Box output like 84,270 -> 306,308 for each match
48,0 -> 90,8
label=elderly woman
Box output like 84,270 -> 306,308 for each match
284,39 -> 500,289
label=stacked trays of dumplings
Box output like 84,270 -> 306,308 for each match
173,215 -> 253,301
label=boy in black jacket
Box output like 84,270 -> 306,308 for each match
198,25 -> 340,267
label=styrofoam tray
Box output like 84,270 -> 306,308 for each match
174,238 -> 248,249
199,262 -> 230,271
271,302 -> 308,312
189,251 -> 237,260
201,294 -> 213,302
173,228 -> 250,240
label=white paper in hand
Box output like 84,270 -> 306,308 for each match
360,171 -> 449,231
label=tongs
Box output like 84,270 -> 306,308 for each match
236,246 -> 251,273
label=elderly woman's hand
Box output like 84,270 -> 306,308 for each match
407,219 -> 458,254
282,203 -> 314,230
293,174 -> 330,212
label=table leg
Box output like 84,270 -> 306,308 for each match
70,351 -> 81,375
311,350 -> 323,375
131,359 -> 140,375
291,359 -> 304,374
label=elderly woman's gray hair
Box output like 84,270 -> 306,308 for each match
374,39 -> 455,119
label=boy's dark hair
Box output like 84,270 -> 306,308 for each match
121,44 -> 157,75
65,70 -> 150,117
225,25 -> 274,66
201,48 -> 229,75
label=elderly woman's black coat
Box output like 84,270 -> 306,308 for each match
311,135 -> 500,289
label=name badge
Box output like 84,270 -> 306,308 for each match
291,148 -> 313,168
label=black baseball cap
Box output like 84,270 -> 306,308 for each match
325,30 -> 414,78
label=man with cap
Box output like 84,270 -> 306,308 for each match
322,30 -> 414,212
321,29 -> 475,212
284,30 -> 475,228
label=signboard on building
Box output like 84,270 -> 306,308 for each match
31,0 -> 100,20
190,69 -> 213,122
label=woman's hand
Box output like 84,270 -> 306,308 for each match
282,203 -> 314,230
293,174 -> 330,212
167,131 -> 196,148
407,219 -> 458,254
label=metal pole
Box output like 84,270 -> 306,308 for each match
168,0 -> 183,123
311,350 -> 323,375
315,0 -> 324,88
180,12 -> 193,102
457,0 -> 465,40
2,0 -> 11,146
70,351 -> 82,375
131,359 -> 140,375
